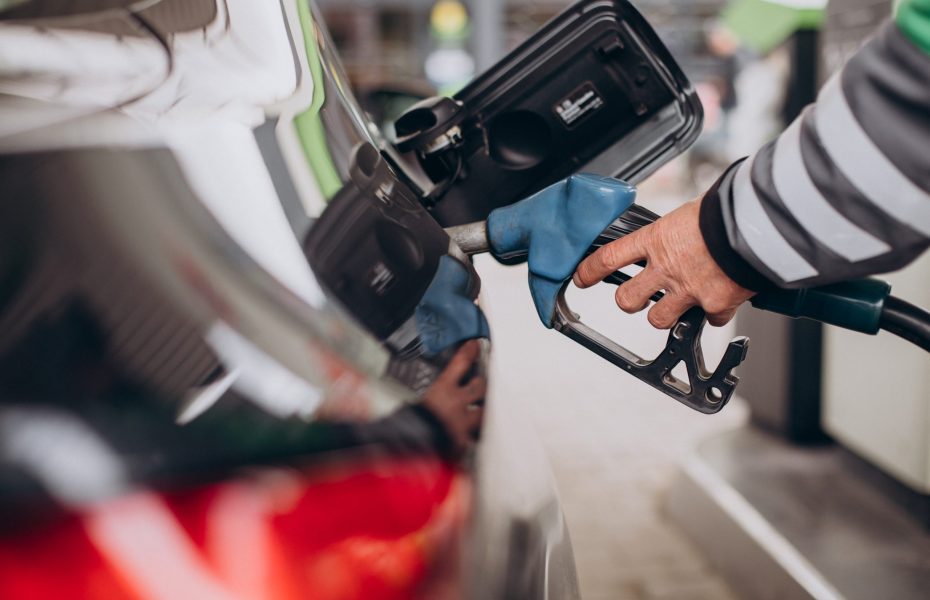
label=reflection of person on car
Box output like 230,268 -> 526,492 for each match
0,295 -> 484,510
292,341 -> 485,459
419,340 -> 486,456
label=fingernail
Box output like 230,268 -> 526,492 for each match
572,273 -> 583,287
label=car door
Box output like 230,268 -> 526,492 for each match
0,1 -> 701,598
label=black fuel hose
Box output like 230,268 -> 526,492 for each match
879,295 -> 930,353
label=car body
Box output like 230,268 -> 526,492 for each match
0,1 -> 700,598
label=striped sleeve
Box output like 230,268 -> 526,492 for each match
699,7 -> 930,291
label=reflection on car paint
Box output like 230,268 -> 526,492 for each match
0,456 -> 471,600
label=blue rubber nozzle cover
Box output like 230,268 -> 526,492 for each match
415,255 -> 490,355
486,174 -> 637,327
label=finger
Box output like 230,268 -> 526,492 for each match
467,405 -> 484,428
647,293 -> 695,329
467,406 -> 484,437
573,231 -> 647,288
439,340 -> 480,385
461,377 -> 487,403
614,267 -> 663,314
706,307 -> 738,327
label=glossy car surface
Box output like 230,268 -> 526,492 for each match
0,1 -> 578,598
1,0 -> 703,596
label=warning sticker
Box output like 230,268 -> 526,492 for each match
554,83 -> 605,128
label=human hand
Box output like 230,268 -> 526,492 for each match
421,340 -> 486,455
573,197 -> 755,328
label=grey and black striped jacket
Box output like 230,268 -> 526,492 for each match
699,0 -> 930,291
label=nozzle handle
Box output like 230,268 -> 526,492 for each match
552,285 -> 748,414
486,174 -> 637,326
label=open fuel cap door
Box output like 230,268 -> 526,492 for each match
391,0 -> 702,226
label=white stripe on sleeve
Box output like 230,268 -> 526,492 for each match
733,156 -> 819,283
772,114 -> 890,261
816,74 -> 930,238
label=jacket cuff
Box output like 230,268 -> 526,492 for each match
698,160 -> 778,293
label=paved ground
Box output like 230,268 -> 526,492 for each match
475,248 -> 748,600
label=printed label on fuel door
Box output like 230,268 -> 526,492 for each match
554,83 -> 604,128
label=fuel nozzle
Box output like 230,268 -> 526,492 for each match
447,174 -> 748,414
446,173 -> 930,414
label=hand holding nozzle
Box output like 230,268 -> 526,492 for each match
575,199 -> 754,328
446,174 -> 923,414
446,174 -> 748,413
577,192 -> 908,340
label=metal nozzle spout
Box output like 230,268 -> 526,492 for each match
445,221 -> 491,256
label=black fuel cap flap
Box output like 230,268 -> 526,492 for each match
389,0 -> 703,226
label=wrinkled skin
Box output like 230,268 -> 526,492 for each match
421,340 -> 485,455
574,197 -> 755,329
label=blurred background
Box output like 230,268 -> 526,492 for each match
318,0 -> 930,598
